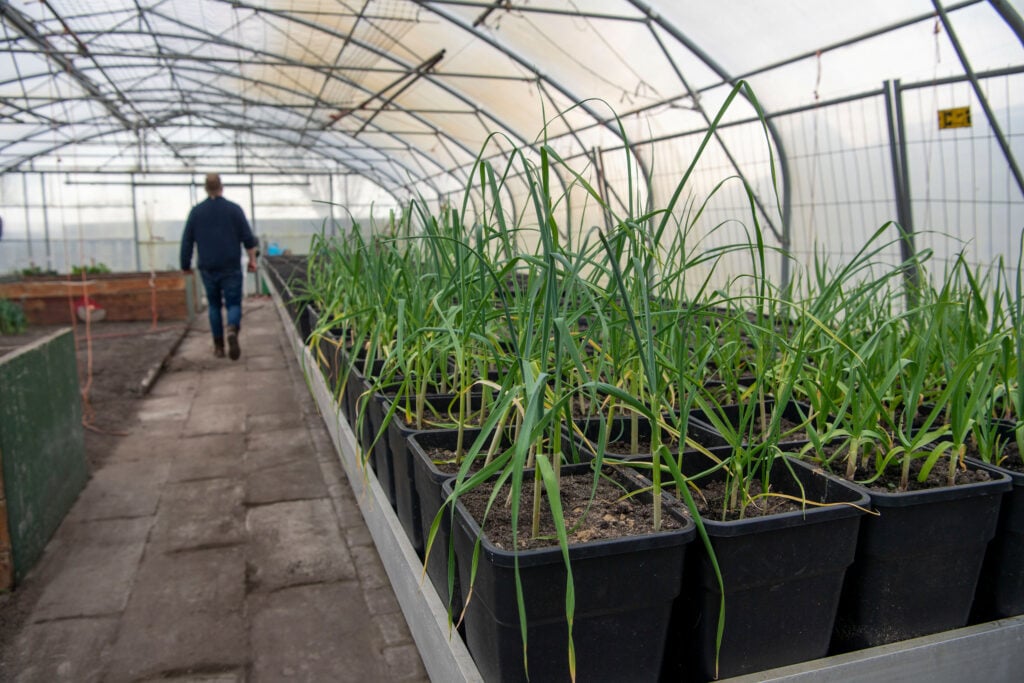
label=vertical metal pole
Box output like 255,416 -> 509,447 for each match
249,174 -> 257,295
344,173 -> 350,236
22,173 -> 33,262
894,82 -> 917,250
934,0 -> 1024,197
40,174 -> 52,272
131,173 -> 141,272
329,173 -> 336,238
885,80 -> 920,301
248,173 -> 256,234
884,81 -> 910,230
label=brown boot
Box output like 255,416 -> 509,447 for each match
213,338 -> 225,358
226,325 -> 241,361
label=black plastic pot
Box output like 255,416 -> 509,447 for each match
661,454 -> 869,682
446,462 -> 696,683
345,357 -> 391,502
407,427 -> 498,626
304,304 -> 320,343
381,393 -> 496,556
275,279 -> 302,335
346,357 -> 386,444
264,255 -> 309,334
972,454 -> 1024,621
303,305 -> 331,386
339,353 -> 368,423
830,459 -> 1012,652
317,329 -> 350,416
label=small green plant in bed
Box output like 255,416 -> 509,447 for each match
0,299 -> 27,335
71,262 -> 111,275
19,263 -> 57,277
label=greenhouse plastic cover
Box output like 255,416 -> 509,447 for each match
1,0 -> 1023,281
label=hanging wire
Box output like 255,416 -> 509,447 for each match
807,50 -> 824,240
517,7 -> 661,108
921,16 -> 944,230
49,58 -> 95,428
48,48 -> 136,435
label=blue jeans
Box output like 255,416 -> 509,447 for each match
200,268 -> 243,341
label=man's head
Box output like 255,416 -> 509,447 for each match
204,173 -> 224,197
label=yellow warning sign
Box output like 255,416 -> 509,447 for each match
938,107 -> 971,129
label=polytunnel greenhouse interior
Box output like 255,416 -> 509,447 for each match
2,1 -> 1024,682
0,0 -> 1020,284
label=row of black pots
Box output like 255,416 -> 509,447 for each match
571,407 -> 1022,659
413,421 -> 1017,681
382,392 -> 481,554
281,295 -> 1023,681
410,426 -> 869,682
262,258 -> 312,339
330,351 -> 1022,680
672,402 -> 1023,645
690,399 -> 1024,629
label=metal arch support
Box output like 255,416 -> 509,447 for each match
626,0 -> 794,291
2,67 -> 446,198
0,42 -> 536,86
988,0 -> 1024,45
298,0 -> 371,136
884,79 -> 920,303
646,22 -> 783,245
149,7 -> 461,191
413,0 -> 655,227
0,84 -> 425,191
934,0 -> 1024,198
19,1 -> 470,203
325,49 -> 446,134
214,0 -> 531,203
251,1 -> 569,214
4,0 -> 196,169
1,112 -> 420,195
0,0 -> 132,128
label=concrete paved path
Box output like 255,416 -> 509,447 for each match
0,297 -> 429,682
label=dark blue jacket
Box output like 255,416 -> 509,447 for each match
180,197 -> 257,272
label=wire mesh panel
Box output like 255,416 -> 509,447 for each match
632,118 -> 786,300
899,71 -> 1024,283
773,93 -> 904,291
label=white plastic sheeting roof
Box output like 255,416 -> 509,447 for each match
1,0 -> 1023,279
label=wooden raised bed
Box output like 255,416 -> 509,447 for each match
0,272 -> 199,325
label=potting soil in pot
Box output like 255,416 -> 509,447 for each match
448,464 -> 695,683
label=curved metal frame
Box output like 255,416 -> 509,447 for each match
2,0 -> 1023,257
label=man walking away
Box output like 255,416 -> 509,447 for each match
181,173 -> 258,360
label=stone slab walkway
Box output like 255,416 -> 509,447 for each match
0,297 -> 429,682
